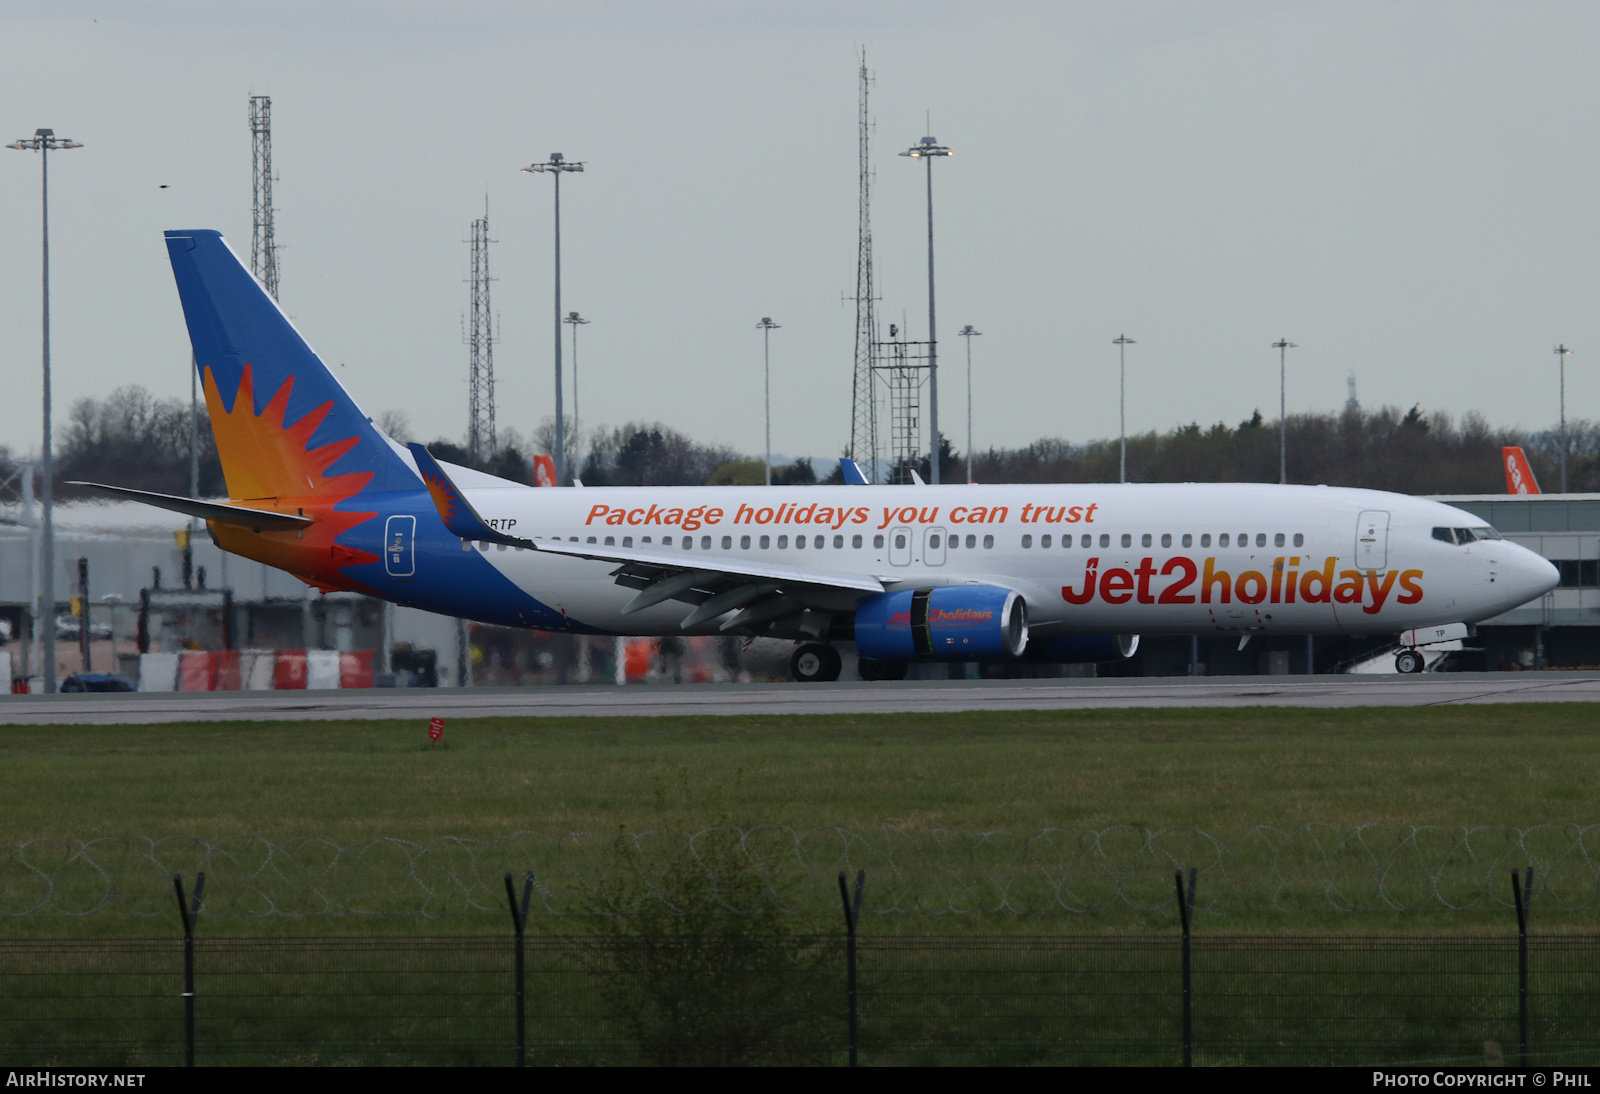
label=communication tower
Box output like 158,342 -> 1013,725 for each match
248,95 -> 280,300
466,206 -> 497,464
847,51 -> 880,481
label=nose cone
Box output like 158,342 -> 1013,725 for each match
1502,542 -> 1559,605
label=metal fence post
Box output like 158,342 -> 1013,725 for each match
1511,867 -> 1533,1068
504,871 -> 534,1067
172,872 -> 205,1068
837,869 -> 864,1067
1174,867 -> 1196,1067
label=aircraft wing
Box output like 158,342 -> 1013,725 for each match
532,537 -> 884,633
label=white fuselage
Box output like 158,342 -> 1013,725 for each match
441,478 -> 1557,638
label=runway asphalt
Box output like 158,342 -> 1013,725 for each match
3,672 -> 1599,725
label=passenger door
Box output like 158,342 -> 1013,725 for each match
1356,511 -> 1389,570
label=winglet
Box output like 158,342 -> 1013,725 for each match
839,458 -> 869,485
408,443 -> 533,547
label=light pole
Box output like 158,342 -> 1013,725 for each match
1272,338 -> 1297,485
522,152 -> 585,485
901,134 -> 952,484
1114,334 -> 1136,484
959,326 -> 981,483
1556,343 -> 1572,493
757,318 -> 780,486
8,128 -> 82,695
564,311 -> 590,468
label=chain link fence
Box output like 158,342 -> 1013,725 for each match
4,824 -> 1599,919
2,932 -> 1598,1066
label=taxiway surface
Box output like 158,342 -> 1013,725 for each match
2,673 -> 1598,725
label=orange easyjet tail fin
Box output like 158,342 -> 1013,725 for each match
1503,446 -> 1541,495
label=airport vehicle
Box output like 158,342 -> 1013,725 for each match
75,231 -> 1559,680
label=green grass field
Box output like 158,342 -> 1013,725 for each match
2,705 -> 1597,934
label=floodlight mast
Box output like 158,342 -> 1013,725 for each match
757,318 -> 781,486
1114,334 -> 1135,484
7,128 -> 82,695
522,153 -> 585,485
1555,343 -> 1572,493
959,326 -> 981,483
1272,338 -> 1297,485
901,134 -> 952,484
564,312 -> 590,462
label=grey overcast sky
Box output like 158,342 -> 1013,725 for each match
2,1 -> 1598,466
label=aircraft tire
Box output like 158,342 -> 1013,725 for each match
791,643 -> 842,683
1395,649 -> 1425,674
858,657 -> 909,682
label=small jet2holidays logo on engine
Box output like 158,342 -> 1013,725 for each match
1061,556 -> 1423,615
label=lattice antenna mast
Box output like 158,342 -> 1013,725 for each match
847,51 -> 880,481
248,95 -> 280,300
466,204 -> 497,463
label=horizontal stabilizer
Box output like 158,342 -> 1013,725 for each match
408,443 -> 532,547
67,482 -> 312,531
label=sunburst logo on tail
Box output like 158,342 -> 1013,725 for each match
203,363 -> 379,590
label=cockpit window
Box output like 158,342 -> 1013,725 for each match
1435,525 -> 1505,545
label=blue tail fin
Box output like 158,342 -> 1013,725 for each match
164,230 -> 416,500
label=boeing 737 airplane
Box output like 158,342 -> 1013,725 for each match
77,231 -> 1560,681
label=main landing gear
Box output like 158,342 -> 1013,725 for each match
1394,648 -> 1426,674
791,643 -> 843,683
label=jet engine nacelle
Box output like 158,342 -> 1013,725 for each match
1023,633 -> 1140,663
854,585 -> 1028,662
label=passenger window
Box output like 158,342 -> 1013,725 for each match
1200,534 -> 1210,547
760,535 -> 770,549
948,536 -> 959,550
623,536 -> 634,548
721,536 -> 732,549
1099,534 -> 1110,548
852,534 -> 863,548
874,534 -> 885,548
1274,533 -> 1285,548
1022,535 -> 1033,548
834,535 -> 844,548
642,536 -> 652,544
796,536 -> 806,549
1141,533 -> 1152,548
968,535 -> 978,548
740,535 -> 751,549
815,535 -> 824,549
683,538 -> 694,551
605,536 -> 615,546
1121,533 -> 1132,548
983,534 -> 995,549
1292,533 -> 1303,547
894,534 -> 905,549
702,536 -> 712,549
778,535 -> 789,548
1180,534 -> 1191,548
1041,534 -> 1052,548
1083,535 -> 1093,548
1161,533 -> 1172,548
1219,533 -> 1229,547
662,536 -> 673,546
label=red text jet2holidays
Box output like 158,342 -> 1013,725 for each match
73,230 -> 1559,681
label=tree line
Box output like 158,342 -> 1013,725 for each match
18,384 -> 1598,499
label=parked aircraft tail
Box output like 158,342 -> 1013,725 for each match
1502,446 -> 1540,495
